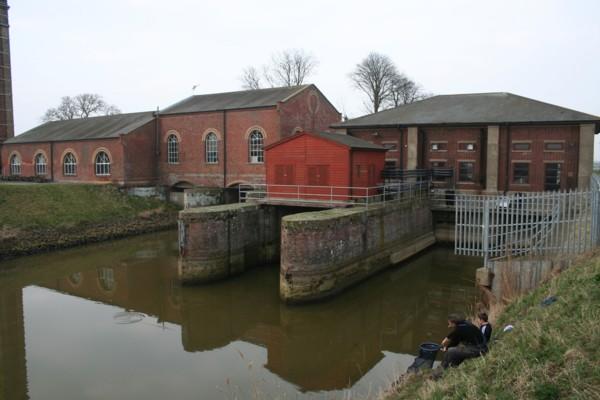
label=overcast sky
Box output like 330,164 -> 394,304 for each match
9,0 -> 600,155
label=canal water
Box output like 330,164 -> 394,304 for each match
0,231 -> 481,400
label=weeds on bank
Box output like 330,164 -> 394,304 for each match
384,251 -> 600,400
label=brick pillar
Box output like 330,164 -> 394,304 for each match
485,125 -> 500,193
0,0 -> 14,142
578,123 -> 595,189
407,127 -> 418,170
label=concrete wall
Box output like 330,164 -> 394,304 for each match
183,187 -> 223,208
178,203 -> 280,283
478,258 -> 571,301
280,200 -> 435,303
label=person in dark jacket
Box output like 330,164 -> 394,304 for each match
478,312 -> 493,345
441,313 -> 487,368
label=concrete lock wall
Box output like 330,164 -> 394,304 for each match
280,200 -> 436,303
478,258 -> 571,301
178,203 -> 280,283
183,187 -> 223,208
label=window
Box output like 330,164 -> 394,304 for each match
431,161 -> 446,168
512,163 -> 529,184
544,142 -> 564,151
205,132 -> 218,163
545,163 -> 562,191
95,151 -> 111,176
9,154 -> 20,176
63,152 -> 77,176
384,160 -> 397,169
512,142 -> 531,151
458,142 -> 476,151
431,142 -> 447,151
34,153 -> 47,176
167,134 -> 179,164
248,130 -> 264,163
458,161 -> 475,182
97,267 -> 115,292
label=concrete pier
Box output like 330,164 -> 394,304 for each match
178,203 -> 280,283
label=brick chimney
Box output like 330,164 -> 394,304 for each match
0,0 -> 13,142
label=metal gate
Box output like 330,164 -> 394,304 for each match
455,177 -> 600,262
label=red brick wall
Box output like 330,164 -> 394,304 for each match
498,125 -> 579,192
1,138 -> 124,183
278,87 -> 341,137
421,126 -> 485,191
122,121 -> 158,186
347,128 -> 407,169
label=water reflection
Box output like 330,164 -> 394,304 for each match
0,231 -> 481,399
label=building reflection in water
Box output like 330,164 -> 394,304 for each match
0,231 -> 480,398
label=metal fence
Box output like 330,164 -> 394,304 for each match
239,181 -> 430,208
455,176 -> 600,263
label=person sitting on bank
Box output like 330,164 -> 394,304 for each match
440,313 -> 487,368
478,312 -> 492,345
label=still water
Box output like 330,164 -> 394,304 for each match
0,231 -> 481,400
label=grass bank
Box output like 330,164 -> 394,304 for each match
0,183 -> 179,260
385,252 -> 600,400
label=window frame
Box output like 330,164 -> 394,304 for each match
205,132 -> 218,164
430,141 -> 448,152
512,161 -> 530,185
167,134 -> 179,164
94,151 -> 111,176
458,161 -> 475,183
9,154 -> 21,176
543,141 -> 565,152
34,153 -> 47,176
512,141 -> 532,152
457,141 -> 476,152
381,141 -> 398,152
248,130 -> 264,164
63,152 -> 77,176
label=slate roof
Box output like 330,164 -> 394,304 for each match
334,92 -> 600,128
5,112 -> 155,144
161,85 -> 311,115
265,131 -> 386,151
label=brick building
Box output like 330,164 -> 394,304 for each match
0,85 -> 341,195
334,93 -> 600,192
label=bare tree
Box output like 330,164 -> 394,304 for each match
241,66 -> 262,90
350,52 -> 398,113
42,94 -> 121,122
387,73 -> 431,108
240,49 -> 317,89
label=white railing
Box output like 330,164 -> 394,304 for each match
456,177 -> 600,264
239,181 -> 430,208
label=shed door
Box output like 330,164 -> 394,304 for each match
307,165 -> 329,186
275,164 -> 295,185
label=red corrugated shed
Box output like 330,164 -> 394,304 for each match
264,131 -> 387,202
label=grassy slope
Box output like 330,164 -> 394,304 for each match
388,253 -> 600,400
0,184 -> 176,230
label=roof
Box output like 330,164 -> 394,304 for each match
265,131 -> 387,151
5,112 -> 155,144
161,85 -> 312,115
334,92 -> 600,128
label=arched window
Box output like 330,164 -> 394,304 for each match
95,151 -> 111,176
205,132 -> 218,163
63,152 -> 77,176
34,153 -> 47,176
167,134 -> 179,164
97,267 -> 115,292
248,130 -> 264,163
9,154 -> 21,176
